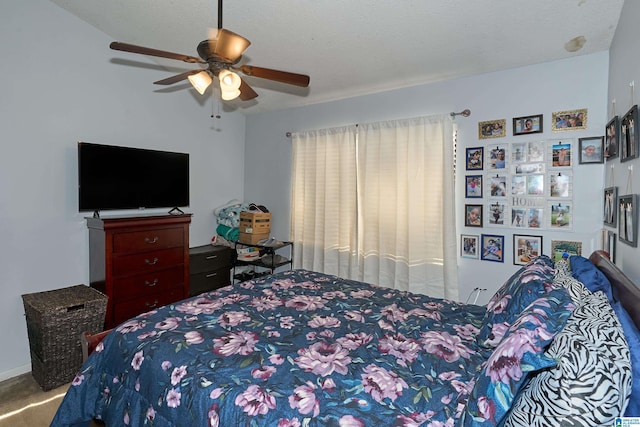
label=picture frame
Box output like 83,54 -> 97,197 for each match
550,140 -> 572,168
609,232 -> 617,262
605,116 -> 619,159
513,114 -> 543,135
603,186 -> 618,227
487,201 -> 506,227
466,147 -> 484,170
549,202 -> 572,230
478,119 -> 506,139
481,234 -> 504,262
618,194 -> 638,247
551,108 -> 587,131
465,204 -> 483,227
465,175 -> 483,198
601,229 -> 616,263
513,234 -> 542,266
551,240 -> 582,263
549,171 -> 572,198
461,234 -> 479,259
511,208 -> 527,228
621,105 -> 639,162
527,208 -> 543,228
487,174 -> 507,197
578,136 -> 604,164
486,144 -> 508,170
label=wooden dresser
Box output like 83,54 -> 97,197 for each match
189,245 -> 234,296
87,214 -> 192,329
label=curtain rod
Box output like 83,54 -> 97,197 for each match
285,109 -> 471,137
450,109 -> 471,118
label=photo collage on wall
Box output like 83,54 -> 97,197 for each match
465,137 -> 575,232
463,112 -> 591,263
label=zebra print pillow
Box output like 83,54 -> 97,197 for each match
553,269 -> 592,303
502,291 -> 632,427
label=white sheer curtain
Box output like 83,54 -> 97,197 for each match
290,126 -> 361,279
291,115 -> 458,299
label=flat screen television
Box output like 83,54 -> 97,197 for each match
78,142 -> 189,214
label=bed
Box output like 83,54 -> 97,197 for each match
51,250 -> 639,427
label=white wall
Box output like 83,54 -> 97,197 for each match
607,0 -> 640,285
245,52 -> 609,306
0,1 -> 246,380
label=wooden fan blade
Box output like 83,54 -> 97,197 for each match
238,78 -> 258,100
207,28 -> 251,63
154,70 -> 202,85
110,42 -> 205,64
238,65 -> 310,87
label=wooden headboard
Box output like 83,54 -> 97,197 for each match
589,250 -> 640,330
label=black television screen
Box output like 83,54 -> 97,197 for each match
78,142 -> 189,213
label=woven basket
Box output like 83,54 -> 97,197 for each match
22,285 -> 107,390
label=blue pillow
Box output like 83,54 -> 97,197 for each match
463,286 -> 575,426
477,256 -> 555,348
612,301 -> 640,416
569,255 -> 613,302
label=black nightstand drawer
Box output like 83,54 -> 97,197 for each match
190,245 -> 234,274
190,268 -> 231,296
189,245 -> 234,296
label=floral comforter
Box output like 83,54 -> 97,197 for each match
51,269 -> 489,427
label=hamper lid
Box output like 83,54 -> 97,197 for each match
21,285 -> 107,312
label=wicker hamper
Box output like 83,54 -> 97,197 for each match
22,284 -> 107,390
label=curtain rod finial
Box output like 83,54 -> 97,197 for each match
451,109 -> 471,118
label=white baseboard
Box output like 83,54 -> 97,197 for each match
0,364 -> 31,383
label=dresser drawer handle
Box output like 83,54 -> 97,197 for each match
144,257 -> 159,265
145,300 -> 159,309
205,272 -> 218,278
144,279 -> 159,287
206,255 -> 219,260
145,236 -> 159,244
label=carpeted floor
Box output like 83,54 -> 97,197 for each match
0,373 -> 102,426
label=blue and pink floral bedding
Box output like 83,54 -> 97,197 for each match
52,269 -> 493,427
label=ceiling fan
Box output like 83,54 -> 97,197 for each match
109,0 -> 310,102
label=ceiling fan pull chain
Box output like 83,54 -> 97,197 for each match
211,83 -> 221,119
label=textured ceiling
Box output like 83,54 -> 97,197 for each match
51,0 -> 624,114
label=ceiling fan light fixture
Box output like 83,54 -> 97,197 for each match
221,88 -> 241,101
188,71 -> 213,95
219,69 -> 241,90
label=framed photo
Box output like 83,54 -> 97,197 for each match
552,108 -> 587,131
605,116 -> 619,159
549,172 -> 572,198
527,208 -> 543,228
481,234 -> 504,262
618,194 -> 638,247
513,234 -> 542,266
479,119 -> 506,139
513,114 -> 543,135
465,204 -> 483,227
511,207 -> 527,228
487,174 -> 507,197
578,136 -> 604,164
603,186 -> 617,227
601,229 -> 616,263
549,202 -> 572,230
486,144 -> 508,170
466,147 -> 484,170
621,105 -> 639,162
465,175 -> 483,198
487,201 -> 506,226
550,140 -> 572,167
461,234 -> 479,259
551,240 -> 582,263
